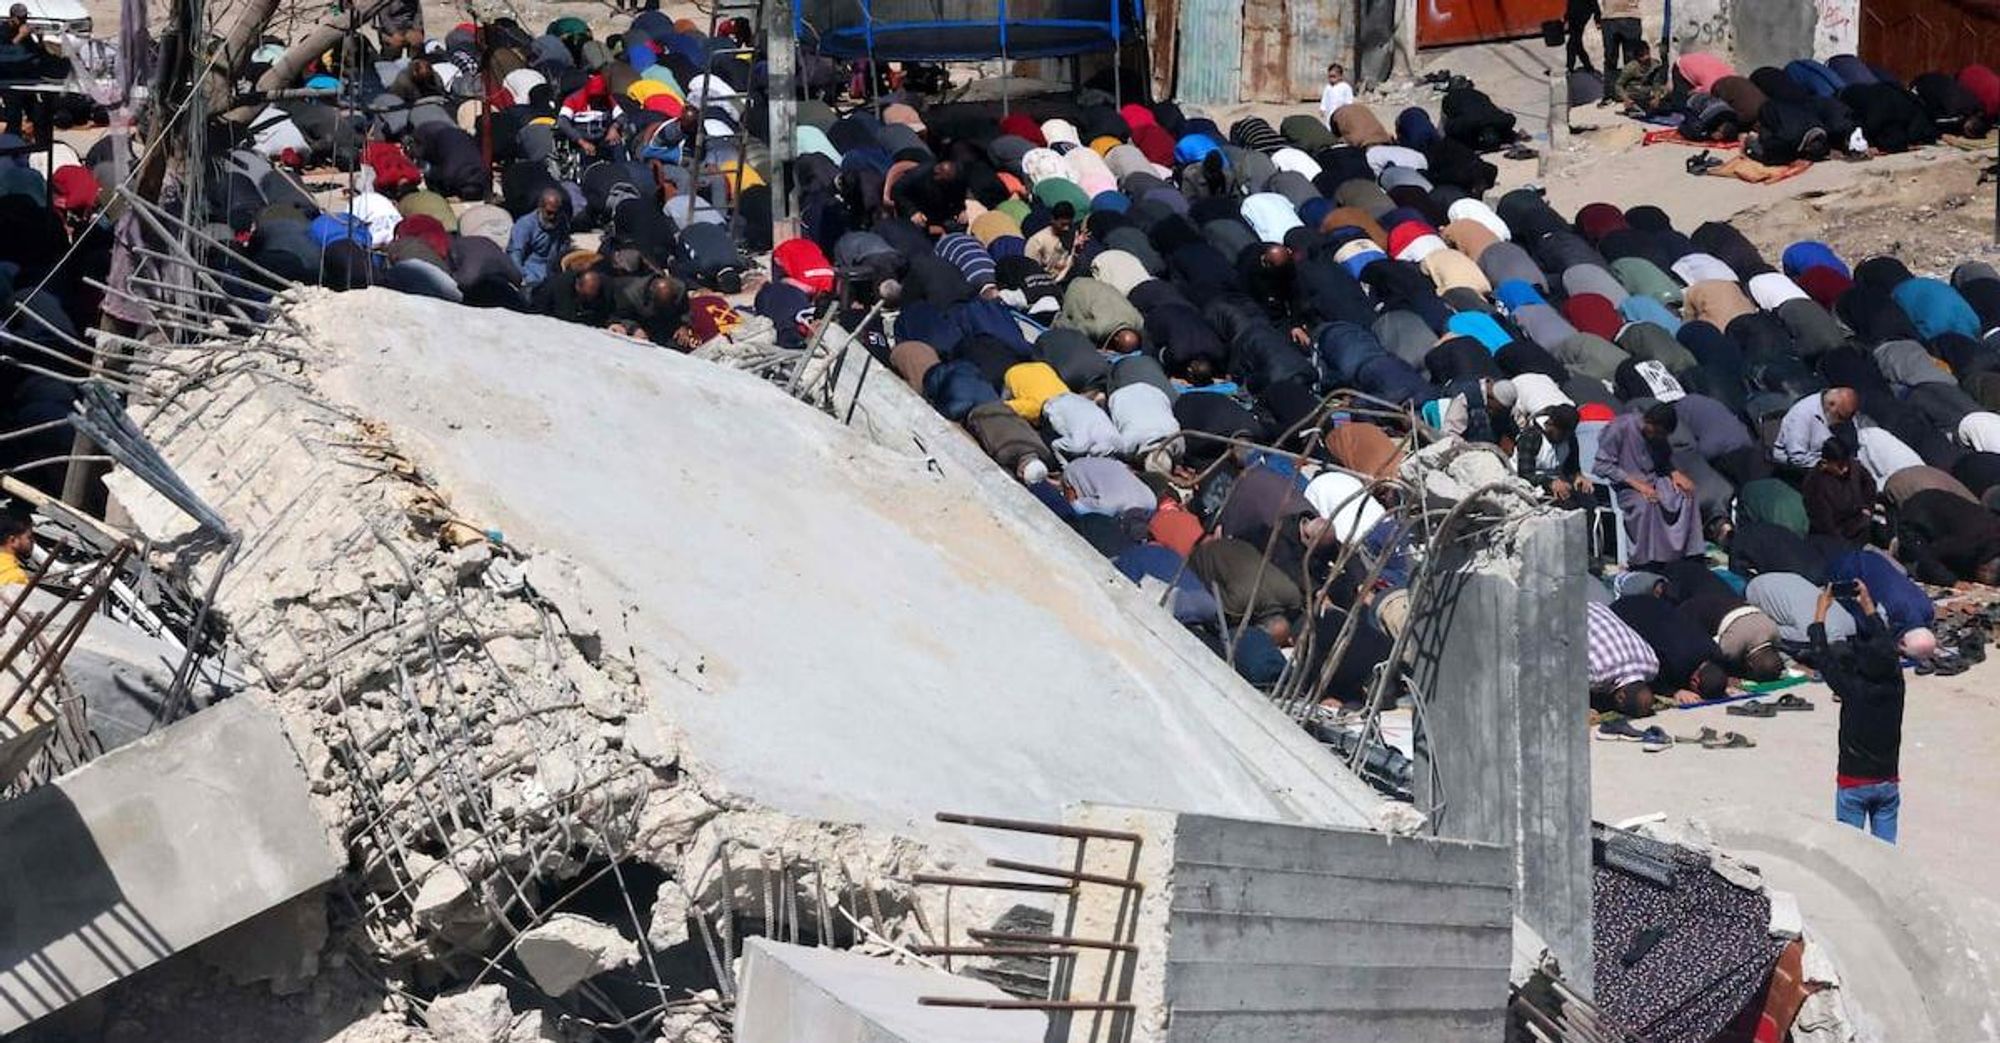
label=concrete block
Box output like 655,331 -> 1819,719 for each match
1058,805 -> 1513,1043
0,697 -> 341,1032
732,938 -> 1045,1043
513,913 -> 637,995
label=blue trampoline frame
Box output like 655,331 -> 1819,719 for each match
794,0 -> 1133,62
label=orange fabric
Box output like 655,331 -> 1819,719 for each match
1705,157 -> 1813,185
1322,206 -> 1389,249
1324,422 -> 1404,479
1641,127 -> 1743,149
1149,501 -> 1205,558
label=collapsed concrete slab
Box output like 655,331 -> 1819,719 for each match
89,287 -> 1396,1033
0,697 -> 340,1032
264,289 -> 1383,867
734,938 -> 1044,1043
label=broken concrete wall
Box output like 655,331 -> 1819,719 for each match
1688,808 -> 2000,1043
1674,0 -> 1859,62
265,289 -> 1386,867
734,938 -> 1046,1043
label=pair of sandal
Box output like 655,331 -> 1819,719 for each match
1685,150 -> 1725,175
1914,656 -> 1970,676
1596,719 -> 1672,751
1727,694 -> 1814,717
1677,727 -> 1756,749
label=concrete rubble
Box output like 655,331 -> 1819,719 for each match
48,287 -> 1398,1038
512,914 -> 638,995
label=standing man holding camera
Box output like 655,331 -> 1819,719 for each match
1812,580 -> 1905,843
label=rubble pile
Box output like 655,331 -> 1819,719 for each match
100,301 -> 939,1038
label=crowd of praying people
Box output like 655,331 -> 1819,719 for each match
1601,46 -> 1995,169
751,59 -> 2000,718
5,1 -> 2000,723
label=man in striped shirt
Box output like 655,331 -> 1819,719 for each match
1588,601 -> 1660,717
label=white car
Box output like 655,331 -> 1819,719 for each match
14,0 -> 92,36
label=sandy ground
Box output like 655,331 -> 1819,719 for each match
1591,656 -> 2000,893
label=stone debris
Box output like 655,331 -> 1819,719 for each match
420,986 -> 516,1043
512,914 -> 638,996
96,290 -> 942,1038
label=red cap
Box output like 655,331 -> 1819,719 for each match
50,165 -> 98,213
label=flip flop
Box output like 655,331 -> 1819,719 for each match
1773,694 -> 1814,712
1714,731 -> 1756,749
1676,727 -> 1720,745
1726,700 -> 1777,717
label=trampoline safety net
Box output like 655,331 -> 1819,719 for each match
794,0 -> 1133,61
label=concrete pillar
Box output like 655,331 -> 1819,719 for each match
1408,511 -> 1594,989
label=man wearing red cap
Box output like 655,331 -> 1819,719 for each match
49,165 -> 98,238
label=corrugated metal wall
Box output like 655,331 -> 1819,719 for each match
1240,0 -> 1289,102
1286,0 -> 1348,100
1418,0 -> 1564,47
1150,0 -> 1180,103
1175,0 -> 1243,105
1180,0 -> 1350,104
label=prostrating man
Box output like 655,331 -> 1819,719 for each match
1588,601 -> 1659,717
1612,591 -> 1733,703
1893,487 -> 2000,586
1676,581 -> 1787,680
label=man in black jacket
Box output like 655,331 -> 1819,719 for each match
1814,581 -> 1903,842
1565,0 -> 1600,74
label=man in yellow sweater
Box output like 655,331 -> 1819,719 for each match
0,514 -> 33,586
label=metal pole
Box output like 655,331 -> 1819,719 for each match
1545,66 -> 1567,180
998,0 -> 1010,116
767,0 -> 798,246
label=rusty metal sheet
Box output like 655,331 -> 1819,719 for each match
1150,0 -> 1179,102
1176,0 -> 1243,105
1287,0 -> 1349,101
1417,0 -> 1564,48
1860,0 -> 2000,81
1240,0 -> 1290,102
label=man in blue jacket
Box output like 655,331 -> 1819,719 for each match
508,187 -> 571,289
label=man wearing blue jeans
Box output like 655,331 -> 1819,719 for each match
1812,581 -> 1904,842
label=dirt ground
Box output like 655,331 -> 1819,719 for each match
1591,656 -> 2000,893
1731,150 -> 2000,278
